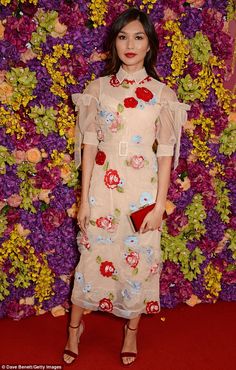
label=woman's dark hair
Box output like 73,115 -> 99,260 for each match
103,8 -> 159,80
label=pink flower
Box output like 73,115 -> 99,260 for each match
150,263 -> 159,274
7,194 -> 22,207
130,155 -> 145,169
126,251 -> 140,268
96,217 -> 113,231
77,233 -> 90,250
188,0 -> 205,8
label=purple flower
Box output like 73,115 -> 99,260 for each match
180,132 -> 193,159
0,40 -> 20,70
156,47 -> 172,78
180,7 -> 203,38
203,0 -> 228,16
38,133 -> 67,155
166,208 -> 189,236
204,209 -> 226,242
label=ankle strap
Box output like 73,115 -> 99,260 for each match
127,323 -> 138,331
69,324 -> 80,329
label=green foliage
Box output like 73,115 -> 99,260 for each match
0,145 -> 15,174
189,31 -> 212,65
219,120 -> 236,155
29,105 -> 58,136
214,178 -> 231,223
183,194 -> 207,240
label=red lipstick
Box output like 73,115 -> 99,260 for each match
125,53 -> 137,58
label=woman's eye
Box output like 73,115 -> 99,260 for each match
136,36 -> 144,40
118,35 -> 126,40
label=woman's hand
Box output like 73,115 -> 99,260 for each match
139,205 -> 165,234
77,201 -> 90,233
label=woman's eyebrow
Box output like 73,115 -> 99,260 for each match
118,31 -> 145,35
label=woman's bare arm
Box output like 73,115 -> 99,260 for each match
77,144 -> 97,233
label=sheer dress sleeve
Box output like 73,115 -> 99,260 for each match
71,79 -> 100,168
155,85 -> 190,169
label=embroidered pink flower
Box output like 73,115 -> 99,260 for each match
77,233 -> 90,250
146,301 -> 159,314
95,150 -> 106,165
100,261 -> 115,277
124,97 -> 138,108
126,251 -> 140,268
130,155 -> 145,169
110,75 -> 120,87
135,87 -> 153,102
96,216 -> 112,230
99,298 -> 113,312
104,169 -> 120,189
150,263 -> 159,274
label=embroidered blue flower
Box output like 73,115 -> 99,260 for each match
83,283 -> 92,293
137,100 -> 145,110
148,96 -> 157,105
89,196 -> 96,206
75,272 -> 84,284
124,235 -> 139,247
131,135 -> 142,144
118,178 -> 125,187
129,203 -> 138,212
140,192 -> 154,206
128,280 -> 142,293
122,288 -> 132,300
96,235 -> 113,244
143,246 -> 154,263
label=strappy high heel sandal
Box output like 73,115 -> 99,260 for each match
63,320 -> 85,366
120,323 -> 138,366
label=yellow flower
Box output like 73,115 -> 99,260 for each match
89,0 -> 109,27
0,20 -> 5,39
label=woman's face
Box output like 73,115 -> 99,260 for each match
115,20 -> 150,72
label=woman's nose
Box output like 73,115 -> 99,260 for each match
127,37 -> 135,49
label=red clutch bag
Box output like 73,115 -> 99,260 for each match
128,203 -> 167,233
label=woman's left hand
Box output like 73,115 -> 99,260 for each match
139,206 -> 165,234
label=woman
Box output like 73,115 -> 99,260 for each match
63,8 -> 189,366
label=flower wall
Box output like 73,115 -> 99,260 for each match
0,0 -> 235,320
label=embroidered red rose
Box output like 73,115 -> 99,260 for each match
126,251 -> 140,268
104,169 -> 120,189
96,216 -> 112,231
135,87 -> 153,102
99,298 -> 113,312
124,97 -> 138,108
100,261 -> 115,277
95,150 -> 106,165
146,301 -> 159,314
110,75 -> 120,87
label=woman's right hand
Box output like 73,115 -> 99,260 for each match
77,201 -> 90,233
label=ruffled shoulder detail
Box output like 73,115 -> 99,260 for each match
71,93 -> 98,112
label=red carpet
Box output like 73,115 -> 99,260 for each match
0,301 -> 235,370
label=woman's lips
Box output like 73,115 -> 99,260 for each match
124,53 -> 137,58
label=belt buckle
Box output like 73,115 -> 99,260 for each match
119,141 -> 128,156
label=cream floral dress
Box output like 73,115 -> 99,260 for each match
71,67 -> 189,319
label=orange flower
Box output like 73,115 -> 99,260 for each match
38,189 -> 51,204
163,8 -> 177,21
176,176 -> 191,191
26,148 -> 42,163
0,82 -> 13,103
16,223 -> 31,237
66,126 -> 75,138
0,21 -> 5,40
51,19 -> 67,38
21,48 -> 37,63
67,203 -> 78,218
228,112 -> 236,122
186,294 -> 201,307
7,194 -> 22,207
0,200 -> 7,210
12,150 -> 26,164
0,70 -> 6,84
165,200 -> 176,215
61,165 -> 71,182
51,305 -> 66,317
188,0 -> 205,7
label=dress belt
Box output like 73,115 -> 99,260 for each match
98,141 -> 153,157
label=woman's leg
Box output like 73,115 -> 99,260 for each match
121,315 -> 141,365
63,304 -> 85,364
